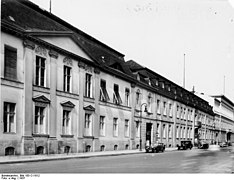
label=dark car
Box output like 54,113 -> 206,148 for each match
145,143 -> 165,153
198,142 -> 209,149
177,141 -> 193,150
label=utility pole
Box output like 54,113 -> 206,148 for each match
49,0 -> 51,13
183,53 -> 186,89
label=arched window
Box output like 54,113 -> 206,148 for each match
36,146 -> 44,155
64,146 -> 70,154
86,145 -> 91,152
5,147 -> 15,156
114,145 -> 118,150
100,145 -> 105,151
125,144 -> 129,150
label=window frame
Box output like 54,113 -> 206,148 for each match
113,118 -> 118,137
62,110 -> 71,135
85,73 -> 92,98
4,45 -> 17,80
100,79 -> 109,102
125,88 -> 130,107
84,113 -> 92,136
63,65 -> 72,92
99,116 -> 105,136
35,55 -> 46,87
124,119 -> 130,137
3,102 -> 16,133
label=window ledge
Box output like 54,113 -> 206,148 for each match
33,85 -> 50,93
3,132 -> 16,135
61,134 -> 74,138
83,135 -> 94,139
32,134 -> 49,138
1,78 -> 23,89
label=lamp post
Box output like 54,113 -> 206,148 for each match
139,103 -> 151,151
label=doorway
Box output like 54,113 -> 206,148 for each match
146,123 -> 152,145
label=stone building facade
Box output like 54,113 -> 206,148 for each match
1,0 -> 217,156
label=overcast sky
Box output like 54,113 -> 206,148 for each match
30,0 -> 234,102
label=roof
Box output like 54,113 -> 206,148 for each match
212,95 -> 234,107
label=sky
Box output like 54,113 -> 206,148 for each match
30,0 -> 234,102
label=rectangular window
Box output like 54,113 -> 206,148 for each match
163,124 -> 166,138
99,116 -> 105,136
176,126 -> 179,138
157,100 -> 160,114
125,88 -> 130,106
113,118 -> 118,137
34,106 -> 45,134
169,104 -> 172,117
85,73 -> 92,97
180,107 -> 183,119
183,127 -> 186,138
148,95 -> 152,112
125,119 -> 129,137
63,66 -> 71,92
157,123 -> 160,138
3,102 -> 16,133
184,108 -> 186,120
136,91 -> 140,105
187,128 -> 190,138
136,121 -> 140,138
177,106 -> 179,118
168,125 -> 172,138
100,80 -> 109,102
163,102 -> 167,116
4,45 -> 17,80
84,113 -> 92,136
113,84 -> 122,105
62,110 -> 71,135
36,56 -> 46,87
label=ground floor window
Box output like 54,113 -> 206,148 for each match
125,144 -> 129,150
36,146 -> 44,155
5,147 -> 15,156
100,145 -> 105,151
86,145 -> 91,152
114,145 -> 118,150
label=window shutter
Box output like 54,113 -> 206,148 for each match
4,46 -> 17,80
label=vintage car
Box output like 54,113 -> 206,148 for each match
177,141 -> 193,150
145,143 -> 165,153
219,142 -> 228,147
198,142 -> 209,149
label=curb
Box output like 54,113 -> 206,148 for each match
0,148 -> 178,164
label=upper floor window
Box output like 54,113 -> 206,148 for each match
155,79 -> 159,86
100,80 -> 109,102
63,66 -> 71,92
169,103 -> 173,117
125,88 -> 130,107
136,90 -> 140,105
168,125 -> 172,138
157,100 -> 161,114
163,124 -> 166,138
99,116 -> 105,136
177,106 -> 180,118
113,118 -> 118,137
163,102 -> 167,116
176,126 -> 179,138
168,85 -> 171,91
113,84 -> 122,105
85,73 -> 92,98
148,94 -> 152,112
3,102 -> 16,133
157,123 -> 160,137
4,45 -> 17,80
36,56 -> 46,87
62,110 -> 71,135
84,113 -> 92,136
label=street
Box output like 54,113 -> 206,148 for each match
0,147 -> 233,173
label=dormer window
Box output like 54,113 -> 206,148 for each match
155,79 -> 159,86
162,82 -> 165,89
168,85 -> 171,91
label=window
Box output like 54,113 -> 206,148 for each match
86,145 -> 91,152
163,124 -> 166,138
148,94 -> 152,112
85,73 -> 92,97
36,56 -> 46,87
177,106 -> 180,118
34,106 -> 46,134
157,100 -> 160,114
114,145 -> 118,150
62,110 -> 71,135
155,79 -> 159,86
3,102 -> 16,133
4,45 -> 17,80
125,88 -> 130,106
100,80 -> 109,102
136,90 -> 140,105
63,66 -> 71,92
5,147 -> 15,156
169,104 -> 172,117
36,146 -> 44,155
184,108 -> 186,120
64,146 -> 71,154
113,118 -> 118,137
168,125 -> 172,138
180,127 -> 183,138
125,119 -> 129,137
84,113 -> 92,136
157,123 -> 160,138
168,85 -> 171,91
187,128 -> 190,138
100,145 -> 105,151
176,126 -> 179,138
163,102 -> 167,116
125,144 -> 129,150
99,116 -> 105,136
136,121 -> 140,137
162,82 -> 165,89
113,84 -> 122,105
183,127 -> 186,138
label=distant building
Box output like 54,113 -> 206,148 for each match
1,0 -> 216,156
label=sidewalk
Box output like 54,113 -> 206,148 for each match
0,147 -> 177,164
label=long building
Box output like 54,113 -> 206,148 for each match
0,0 -> 220,156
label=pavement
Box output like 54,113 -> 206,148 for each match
0,147 -> 178,164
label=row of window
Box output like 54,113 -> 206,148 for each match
3,45 -> 131,106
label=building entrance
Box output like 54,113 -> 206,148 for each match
146,123 -> 152,145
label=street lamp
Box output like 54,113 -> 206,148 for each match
139,103 -> 152,151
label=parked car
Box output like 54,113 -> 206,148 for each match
177,141 -> 193,150
198,142 -> 209,149
145,143 -> 165,153
219,142 -> 228,147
